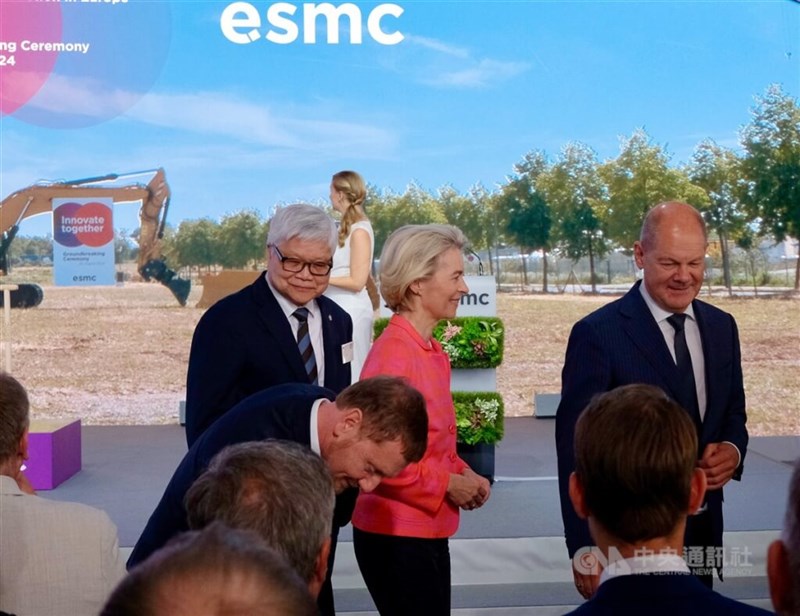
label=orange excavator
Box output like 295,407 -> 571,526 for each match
0,168 -> 190,307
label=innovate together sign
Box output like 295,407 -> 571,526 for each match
52,199 -> 116,286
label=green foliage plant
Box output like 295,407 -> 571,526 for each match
453,391 -> 504,445
373,316 -> 504,369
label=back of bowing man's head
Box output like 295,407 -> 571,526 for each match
318,375 -> 428,494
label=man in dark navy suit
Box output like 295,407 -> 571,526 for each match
556,202 -> 748,598
564,384 -> 768,616
185,203 -> 354,448
129,376 -> 427,616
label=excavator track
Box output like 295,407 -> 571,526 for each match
0,284 -> 44,308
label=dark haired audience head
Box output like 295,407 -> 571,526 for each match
570,383 -> 705,546
768,458 -> 800,615
185,440 -> 334,597
0,371 -> 29,472
101,523 -> 316,616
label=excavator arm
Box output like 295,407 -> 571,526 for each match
0,168 -> 190,306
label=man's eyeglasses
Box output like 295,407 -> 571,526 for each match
270,245 -> 333,276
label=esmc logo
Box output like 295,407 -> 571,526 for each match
221,2 -> 404,45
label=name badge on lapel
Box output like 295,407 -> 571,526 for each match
341,341 -> 354,364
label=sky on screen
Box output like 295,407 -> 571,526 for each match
1,0 -> 798,237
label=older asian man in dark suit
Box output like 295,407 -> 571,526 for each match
185,203 -> 353,448
129,376 -> 427,616
556,202 -> 748,599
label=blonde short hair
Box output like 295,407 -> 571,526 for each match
379,224 -> 466,312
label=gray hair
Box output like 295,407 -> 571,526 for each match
0,372 -> 30,464
184,440 -> 334,583
101,523 -> 316,616
267,203 -> 337,253
378,224 -> 467,312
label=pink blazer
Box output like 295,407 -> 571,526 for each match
352,314 -> 467,538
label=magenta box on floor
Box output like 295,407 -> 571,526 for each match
27,419 -> 82,490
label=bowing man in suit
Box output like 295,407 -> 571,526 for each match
556,201 -> 748,598
185,202 -> 354,448
564,384 -> 769,616
128,376 -> 428,616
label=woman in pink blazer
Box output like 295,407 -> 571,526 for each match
352,224 -> 491,615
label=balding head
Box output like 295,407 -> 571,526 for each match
640,202 -> 707,249
634,201 -> 707,313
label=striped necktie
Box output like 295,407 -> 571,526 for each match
293,308 -> 318,385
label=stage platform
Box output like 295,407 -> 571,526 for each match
40,417 -> 796,614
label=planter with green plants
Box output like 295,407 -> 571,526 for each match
453,391 -> 504,483
373,317 -> 504,369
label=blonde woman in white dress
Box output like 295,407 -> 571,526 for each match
324,170 -> 375,383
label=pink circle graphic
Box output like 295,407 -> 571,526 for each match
54,201 -> 114,248
0,0 -> 62,114
1,0 -> 171,128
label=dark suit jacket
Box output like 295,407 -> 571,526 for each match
564,573 -> 772,615
185,273 -> 353,447
128,383 -> 356,568
555,281 -> 748,557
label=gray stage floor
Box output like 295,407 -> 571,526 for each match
39,417 -> 796,614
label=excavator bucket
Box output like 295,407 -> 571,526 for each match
164,277 -> 191,307
0,284 -> 44,308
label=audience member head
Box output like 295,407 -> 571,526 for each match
266,203 -> 337,306
184,440 -> 334,597
569,384 -> 706,550
768,458 -> 800,615
378,223 -> 467,313
320,375 -> 428,494
0,371 -> 30,475
102,523 -> 316,616
634,201 -> 708,314
330,170 -> 367,247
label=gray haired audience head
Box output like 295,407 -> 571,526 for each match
185,440 -> 334,586
768,458 -> 800,615
266,203 -> 337,253
101,523 -> 316,616
0,372 -> 29,466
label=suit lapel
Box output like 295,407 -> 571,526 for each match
692,300 -> 715,442
318,298 -> 341,382
619,283 -> 679,385
252,276 -> 309,382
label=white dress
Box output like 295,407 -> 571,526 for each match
324,220 -> 375,383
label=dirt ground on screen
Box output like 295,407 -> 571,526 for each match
1,278 -> 798,436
